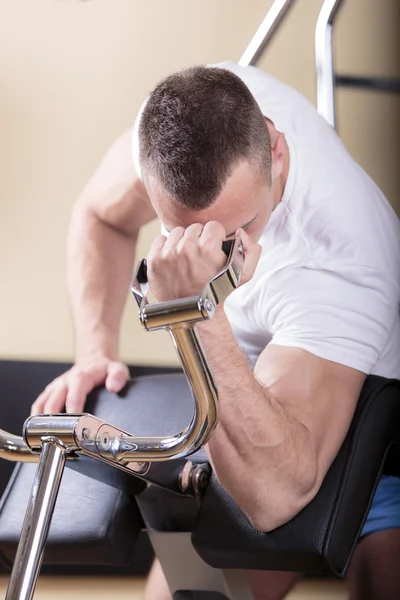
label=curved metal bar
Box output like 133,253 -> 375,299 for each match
119,237 -> 244,462
0,428 -> 38,462
239,0 -> 297,67
315,0 -> 346,127
105,326 -> 218,463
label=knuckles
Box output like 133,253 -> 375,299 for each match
147,222 -> 230,300
203,221 -> 226,237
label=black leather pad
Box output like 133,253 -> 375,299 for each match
0,461 -> 143,570
191,376 -> 400,577
0,373 -> 199,571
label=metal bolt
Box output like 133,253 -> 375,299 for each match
179,460 -> 193,493
192,464 -> 210,496
101,432 -> 110,450
204,299 -> 213,312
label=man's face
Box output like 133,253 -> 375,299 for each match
145,160 -> 274,242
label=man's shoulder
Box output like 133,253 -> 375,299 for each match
210,61 -> 317,130
209,61 -> 294,95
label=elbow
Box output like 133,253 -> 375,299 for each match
247,498 -> 311,533
245,470 -> 320,533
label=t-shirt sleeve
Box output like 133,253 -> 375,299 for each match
265,263 -> 398,374
131,98 -> 148,180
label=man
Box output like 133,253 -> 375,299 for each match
32,62 -> 400,599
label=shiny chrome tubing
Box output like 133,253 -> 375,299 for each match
0,429 -> 38,462
5,439 -> 66,600
316,0 -> 346,127
239,0 -> 297,67
23,413 -> 150,475
109,327 -> 218,463
122,238 -> 244,462
23,413 -> 87,452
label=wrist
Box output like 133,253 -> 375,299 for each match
74,340 -> 119,365
197,304 -> 231,337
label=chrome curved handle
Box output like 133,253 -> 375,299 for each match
0,429 -> 38,462
120,236 -> 244,462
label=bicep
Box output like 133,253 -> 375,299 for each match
77,128 -> 157,236
252,261 -> 396,486
254,345 -> 366,485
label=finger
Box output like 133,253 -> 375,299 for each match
182,223 -> 203,240
198,222 -> 227,271
31,389 -> 51,416
176,224 -> 204,257
147,235 -> 168,276
42,382 -> 69,414
162,226 -> 185,252
148,234 -> 167,260
200,221 -> 226,245
236,228 -> 262,284
65,371 -> 94,413
236,227 -> 252,251
31,375 -> 64,415
105,362 -> 130,393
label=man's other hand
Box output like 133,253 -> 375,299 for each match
30,358 -> 130,415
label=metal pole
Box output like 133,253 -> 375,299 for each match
315,0 -> 346,127
239,0 -> 297,67
5,439 -> 66,600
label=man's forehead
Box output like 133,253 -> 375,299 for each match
159,200 -> 257,235
153,188 -> 261,234
162,211 -> 257,237
226,214 -> 258,237
147,160 -> 265,233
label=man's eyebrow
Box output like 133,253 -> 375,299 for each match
227,214 -> 258,238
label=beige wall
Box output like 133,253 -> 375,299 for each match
0,0 -> 399,366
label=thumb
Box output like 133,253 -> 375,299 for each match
236,228 -> 262,285
105,361 -> 130,393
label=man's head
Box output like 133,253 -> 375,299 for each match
139,66 -> 286,241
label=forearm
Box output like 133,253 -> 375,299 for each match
197,310 -> 318,531
67,204 -> 137,362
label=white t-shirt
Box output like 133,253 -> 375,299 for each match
132,61 -> 400,379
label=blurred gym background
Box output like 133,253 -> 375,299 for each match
0,0 -> 399,368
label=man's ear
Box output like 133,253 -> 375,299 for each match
271,132 -> 286,182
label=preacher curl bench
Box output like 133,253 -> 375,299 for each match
0,237 -> 399,600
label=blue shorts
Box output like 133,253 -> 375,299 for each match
361,475 -> 400,537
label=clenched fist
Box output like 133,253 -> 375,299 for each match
147,221 -> 261,302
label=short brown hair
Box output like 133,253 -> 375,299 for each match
139,66 -> 271,210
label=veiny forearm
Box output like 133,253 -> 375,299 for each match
197,310 -> 318,531
67,205 -> 137,362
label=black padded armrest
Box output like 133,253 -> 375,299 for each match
0,373 -> 197,571
191,376 -> 400,577
0,461 -> 143,571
